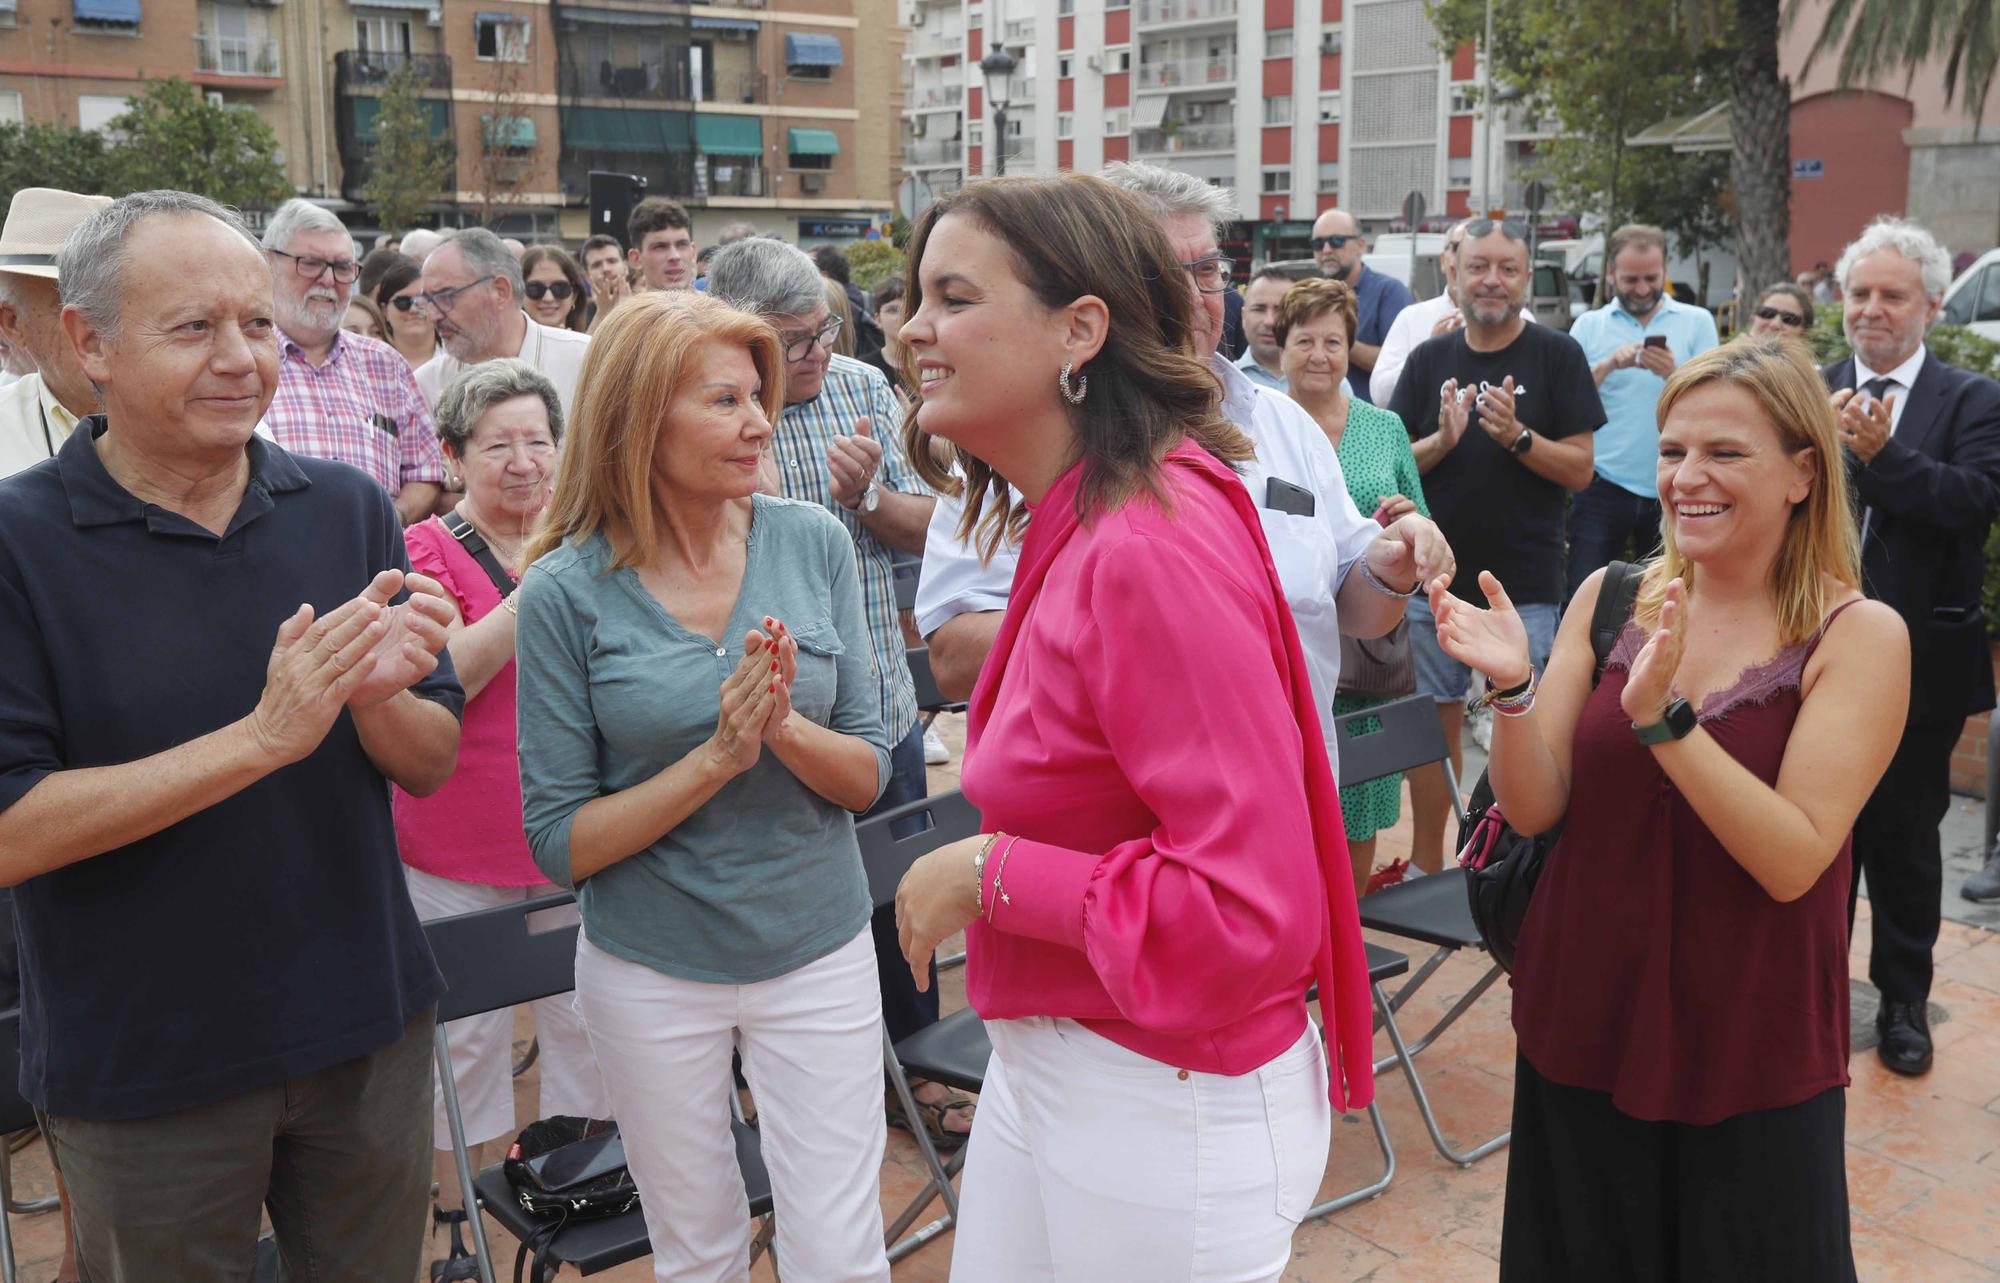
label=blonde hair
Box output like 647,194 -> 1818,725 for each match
522,291 -> 783,571
1636,336 -> 1858,646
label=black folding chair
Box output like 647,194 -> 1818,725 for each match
424,895 -> 777,1282
0,1009 -> 37,1283
855,792 -> 991,1263
1301,943 -> 1406,1220
1335,695 -> 1510,1166
891,554 -> 922,614
906,647 -> 966,727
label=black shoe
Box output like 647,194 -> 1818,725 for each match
1875,1000 -> 1934,1077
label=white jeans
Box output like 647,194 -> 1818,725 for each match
575,928 -> 891,1283
950,1017 -> 1332,1283
403,866 -> 610,1149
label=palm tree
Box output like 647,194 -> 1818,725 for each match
1732,0 -> 1792,298
1796,0 -> 1998,125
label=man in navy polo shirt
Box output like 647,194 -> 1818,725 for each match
1309,207 -> 1413,404
0,190 -> 463,1281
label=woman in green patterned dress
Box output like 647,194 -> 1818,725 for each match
1280,277 -> 1430,894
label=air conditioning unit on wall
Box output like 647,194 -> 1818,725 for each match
801,172 -> 825,193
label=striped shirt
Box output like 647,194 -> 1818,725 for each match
770,354 -> 920,744
265,328 -> 444,496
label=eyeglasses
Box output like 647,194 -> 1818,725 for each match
1463,218 -> 1530,241
1754,305 -> 1806,328
1309,235 -> 1358,252
271,248 -> 359,284
779,316 -> 843,361
524,280 -> 576,301
1181,254 -> 1233,295
410,276 -> 497,315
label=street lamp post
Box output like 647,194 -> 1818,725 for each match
980,41 -> 1018,177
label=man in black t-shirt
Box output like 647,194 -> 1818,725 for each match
1388,219 -> 1605,874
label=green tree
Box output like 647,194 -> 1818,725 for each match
845,239 -> 906,290
360,65 -> 456,234
0,121 -> 119,213
104,78 -> 290,209
1797,0 -> 1997,126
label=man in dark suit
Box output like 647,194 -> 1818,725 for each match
1822,216 -> 2000,1077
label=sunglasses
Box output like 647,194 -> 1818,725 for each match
1310,235 -> 1358,252
1463,218 -> 1529,241
524,280 -> 576,301
1754,305 -> 1806,328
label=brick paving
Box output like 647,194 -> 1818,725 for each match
3,711 -> 1995,1281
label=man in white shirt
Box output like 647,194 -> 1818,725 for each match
1370,219 -> 1537,407
414,228 -> 590,414
0,188 -> 112,480
919,164 -> 1454,780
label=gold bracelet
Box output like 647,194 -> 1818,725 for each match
970,833 -> 1001,917
988,835 -> 1021,919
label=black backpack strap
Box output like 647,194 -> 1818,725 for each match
1588,560 -> 1645,684
441,508 -> 518,600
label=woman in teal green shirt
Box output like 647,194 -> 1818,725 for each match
1281,277 -> 1431,895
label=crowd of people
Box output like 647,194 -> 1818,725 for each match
0,165 -> 1993,1283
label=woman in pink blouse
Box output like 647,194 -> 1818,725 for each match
392,359 -> 608,1271
893,175 -> 1382,1281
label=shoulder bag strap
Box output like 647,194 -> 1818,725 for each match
440,509 -> 518,599
1587,560 -> 1645,682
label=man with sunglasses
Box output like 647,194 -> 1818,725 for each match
1308,208 -> 1412,404
412,228 -> 591,417
261,200 -> 444,525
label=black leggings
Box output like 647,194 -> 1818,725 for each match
1500,1055 -> 1856,1283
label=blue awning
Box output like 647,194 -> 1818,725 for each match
787,127 -> 840,157
783,32 -> 844,67
692,15 -> 759,30
73,0 -> 140,25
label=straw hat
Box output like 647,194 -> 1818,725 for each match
0,188 -> 114,282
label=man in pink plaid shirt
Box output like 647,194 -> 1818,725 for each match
260,200 -> 443,525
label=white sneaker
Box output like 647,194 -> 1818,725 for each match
923,727 -> 950,765
1468,704 -> 1493,752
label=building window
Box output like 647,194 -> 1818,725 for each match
78,94 -> 129,132
1318,160 -> 1338,190
1318,91 -> 1340,123
1057,112 -> 1073,139
1105,0 -> 1130,10
967,121 -> 983,146
1319,29 -> 1341,55
1261,167 -> 1289,194
475,13 -> 529,62
356,14 -> 414,57
1447,156 -> 1472,187
1105,106 -> 1129,135
1103,46 -> 1131,73
0,92 -> 20,125
1058,54 -> 1072,78
1265,28 -> 1293,58
790,151 -> 834,170
1450,85 -> 1476,114
1059,0 -> 1075,12
788,63 -> 833,80
1262,95 -> 1292,125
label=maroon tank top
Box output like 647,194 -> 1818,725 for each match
1510,603 -> 1860,1125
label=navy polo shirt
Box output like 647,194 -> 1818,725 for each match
0,419 -> 458,1120
1349,266 -> 1415,405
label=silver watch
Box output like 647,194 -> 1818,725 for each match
854,482 -> 882,515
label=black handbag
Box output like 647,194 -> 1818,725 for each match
1459,561 -> 1643,973
502,1116 -> 640,1283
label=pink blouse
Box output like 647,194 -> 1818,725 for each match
961,445 -> 1376,1109
392,516 -> 542,886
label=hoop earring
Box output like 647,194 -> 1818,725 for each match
1059,360 -> 1088,405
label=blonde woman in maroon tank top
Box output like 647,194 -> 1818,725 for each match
1428,337 -> 1909,1282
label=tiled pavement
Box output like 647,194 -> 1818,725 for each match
4,712 -> 1996,1281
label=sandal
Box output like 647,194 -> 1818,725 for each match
429,1205 -> 481,1282
1366,858 -> 1410,896
886,1082 -> 975,1153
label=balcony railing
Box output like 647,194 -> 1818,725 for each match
905,139 -> 964,166
1135,53 -> 1235,89
1002,16 -> 1035,41
196,34 -> 281,78
695,161 -> 767,197
1133,121 -> 1235,153
906,83 -> 964,111
1137,0 -> 1238,22
1001,75 -> 1034,104
559,62 -> 768,106
904,28 -> 965,58
335,51 -> 453,92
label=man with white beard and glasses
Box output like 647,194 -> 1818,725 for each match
261,199 -> 444,525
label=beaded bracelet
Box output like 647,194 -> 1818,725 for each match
1487,671 -> 1538,718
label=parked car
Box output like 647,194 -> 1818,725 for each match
1258,247 -> 1571,333
1941,248 -> 2000,342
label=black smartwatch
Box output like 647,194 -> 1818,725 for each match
1509,428 -> 1535,456
1632,697 -> 1697,745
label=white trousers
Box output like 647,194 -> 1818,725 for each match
404,865 -> 610,1149
949,1016 -> 1333,1283
575,928 -> 891,1283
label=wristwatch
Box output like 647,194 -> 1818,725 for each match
1632,697 -> 1697,745
1509,428 -> 1535,456
848,482 -> 881,515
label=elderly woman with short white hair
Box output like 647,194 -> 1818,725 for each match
391,357 -> 609,1276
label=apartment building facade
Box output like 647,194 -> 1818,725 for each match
900,0 -> 1547,261
0,0 -> 895,245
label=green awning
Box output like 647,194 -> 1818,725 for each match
481,113 -> 536,148
695,114 -> 762,156
786,127 -> 839,157
350,96 -> 451,143
561,106 -> 691,153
